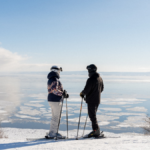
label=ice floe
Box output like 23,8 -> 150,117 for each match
0,110 -> 7,113
99,121 -> 110,126
73,109 -> 88,113
126,107 -> 147,112
29,101 -> 44,103
102,98 -> 146,105
68,115 -> 119,123
29,93 -> 47,100
105,112 -> 145,116
97,115 -> 119,121
101,108 -> 122,111
1,120 -> 11,123
18,109 -> 41,116
24,103 -> 44,107
117,116 -> 146,127
15,114 -> 40,120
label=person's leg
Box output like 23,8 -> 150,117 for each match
88,103 -> 100,134
48,101 -> 62,137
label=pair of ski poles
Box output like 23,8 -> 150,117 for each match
76,97 -> 88,140
56,97 -> 88,140
56,97 -> 69,140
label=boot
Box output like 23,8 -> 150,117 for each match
56,133 -> 63,138
45,132 -> 63,139
88,128 -> 100,137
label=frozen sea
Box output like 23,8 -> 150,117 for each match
0,71 -> 150,134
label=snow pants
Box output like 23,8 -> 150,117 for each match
87,103 -> 99,131
48,101 -> 62,137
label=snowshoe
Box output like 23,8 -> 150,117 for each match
94,131 -> 104,138
45,135 -> 55,139
45,133 -> 66,139
87,128 -> 100,138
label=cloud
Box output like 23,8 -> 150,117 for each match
0,47 -> 59,72
138,67 -> 150,72
16,63 -> 54,72
0,47 -> 25,65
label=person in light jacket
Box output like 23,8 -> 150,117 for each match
45,66 -> 68,139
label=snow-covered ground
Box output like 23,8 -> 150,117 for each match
0,128 -> 150,150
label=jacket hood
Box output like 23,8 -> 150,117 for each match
89,72 -> 100,78
47,71 -> 60,79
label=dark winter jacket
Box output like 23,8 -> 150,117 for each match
82,72 -> 104,104
47,71 -> 63,102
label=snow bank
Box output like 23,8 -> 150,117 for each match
0,128 -> 150,150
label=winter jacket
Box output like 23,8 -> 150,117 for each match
47,71 -> 63,102
82,72 -> 104,104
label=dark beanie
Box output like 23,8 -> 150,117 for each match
86,64 -> 97,73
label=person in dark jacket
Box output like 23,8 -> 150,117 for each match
45,66 -> 68,139
80,64 -> 104,137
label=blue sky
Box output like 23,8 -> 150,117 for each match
0,0 -> 150,72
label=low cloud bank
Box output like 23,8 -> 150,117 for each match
0,47 -> 56,72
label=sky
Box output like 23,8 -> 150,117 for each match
0,0 -> 150,72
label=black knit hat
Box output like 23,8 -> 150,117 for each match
86,64 -> 97,72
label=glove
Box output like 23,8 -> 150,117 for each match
66,94 -> 69,98
80,92 -> 84,98
63,90 -> 69,98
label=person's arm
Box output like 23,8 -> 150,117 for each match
48,80 -> 63,96
101,79 -> 104,93
81,78 -> 92,95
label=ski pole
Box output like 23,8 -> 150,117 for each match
66,98 -> 68,139
56,98 -> 64,140
82,113 -> 88,137
76,97 -> 84,140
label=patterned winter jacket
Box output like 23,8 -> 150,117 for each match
47,71 -> 63,102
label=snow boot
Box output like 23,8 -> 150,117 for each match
45,132 -> 63,139
56,133 -> 63,138
45,135 -> 55,139
88,128 -> 100,138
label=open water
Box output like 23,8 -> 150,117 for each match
0,71 -> 150,134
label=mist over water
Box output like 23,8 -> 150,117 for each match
0,72 -> 150,134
